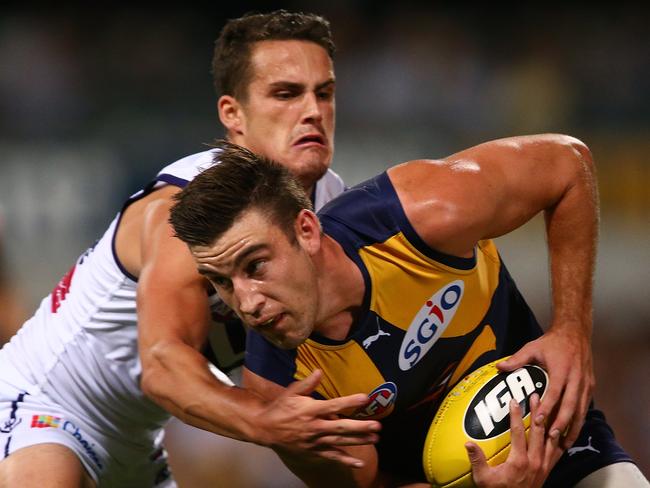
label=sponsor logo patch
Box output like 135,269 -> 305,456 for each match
30,414 -> 103,469
354,382 -> 397,419
399,280 -> 464,371
51,265 -> 76,313
31,414 -> 61,429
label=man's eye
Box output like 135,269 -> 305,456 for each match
274,91 -> 294,100
212,277 -> 232,289
317,90 -> 333,101
247,260 -> 266,276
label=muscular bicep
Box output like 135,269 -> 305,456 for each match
137,190 -> 212,356
389,134 -> 594,256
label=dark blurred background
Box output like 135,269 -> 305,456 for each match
0,3 -> 647,486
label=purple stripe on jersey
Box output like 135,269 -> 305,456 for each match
156,173 -> 189,188
111,209 -> 139,282
110,174 -> 189,282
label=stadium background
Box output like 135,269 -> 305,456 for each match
0,3 -> 647,486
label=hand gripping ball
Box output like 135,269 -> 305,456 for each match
423,358 -> 548,487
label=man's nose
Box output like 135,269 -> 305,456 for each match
301,92 -> 322,123
235,281 -> 264,319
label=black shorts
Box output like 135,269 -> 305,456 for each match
376,403 -> 634,485
543,406 -> 634,487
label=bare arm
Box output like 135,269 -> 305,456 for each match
129,187 -> 380,464
390,133 -> 598,445
243,367 -> 384,488
136,188 -> 266,440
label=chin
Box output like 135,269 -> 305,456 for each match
272,330 -> 310,350
296,159 -> 330,187
282,335 -> 306,350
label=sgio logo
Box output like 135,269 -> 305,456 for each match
464,365 -> 548,439
399,280 -> 464,371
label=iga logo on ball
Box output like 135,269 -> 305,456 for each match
466,365 -> 547,440
423,358 -> 548,488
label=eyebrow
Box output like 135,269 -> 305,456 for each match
197,243 -> 268,280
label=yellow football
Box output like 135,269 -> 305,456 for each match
423,358 -> 548,487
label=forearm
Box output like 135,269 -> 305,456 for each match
544,140 -> 599,334
141,338 -> 266,443
276,444 -> 381,488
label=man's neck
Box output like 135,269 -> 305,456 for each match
312,234 -> 365,341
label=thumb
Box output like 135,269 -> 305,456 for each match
497,352 -> 526,372
465,442 -> 488,474
286,369 -> 322,396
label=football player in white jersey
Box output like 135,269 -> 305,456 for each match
0,11 -> 380,488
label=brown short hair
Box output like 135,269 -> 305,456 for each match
170,140 -> 313,248
212,10 -> 335,100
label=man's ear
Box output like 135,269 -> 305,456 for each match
218,95 -> 245,135
294,209 -> 321,255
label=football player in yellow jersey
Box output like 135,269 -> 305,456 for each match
171,138 -> 648,487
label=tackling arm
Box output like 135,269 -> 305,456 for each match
133,187 -> 380,465
243,367 -> 384,488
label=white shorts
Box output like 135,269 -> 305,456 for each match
0,389 -> 176,487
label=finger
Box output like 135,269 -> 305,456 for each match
313,432 -> 380,447
543,423 -> 563,471
563,413 -> 583,450
465,442 -> 489,483
318,393 -> 374,416
527,394 -> 545,462
312,447 -> 366,469
312,417 -> 382,437
508,398 -> 527,456
538,373 -> 563,428
549,373 -> 579,445
286,369 -> 323,396
497,347 -> 534,372
564,384 -> 591,449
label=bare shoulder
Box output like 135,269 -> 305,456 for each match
387,158 -> 491,257
386,134 -> 593,257
115,185 -> 183,278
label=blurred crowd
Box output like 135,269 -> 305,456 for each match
0,3 -> 647,485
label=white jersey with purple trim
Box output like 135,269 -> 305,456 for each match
0,148 -> 345,485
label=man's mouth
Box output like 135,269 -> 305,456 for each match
256,313 -> 284,330
294,133 -> 326,147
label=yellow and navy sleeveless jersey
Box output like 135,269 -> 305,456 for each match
245,171 -> 544,481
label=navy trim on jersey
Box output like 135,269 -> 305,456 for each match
316,218 -> 373,345
2,392 -> 26,458
110,175 -> 189,282
111,209 -> 139,282
376,172 -> 476,270
156,173 -> 189,188
319,172 -> 476,270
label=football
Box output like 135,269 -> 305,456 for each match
423,358 -> 548,487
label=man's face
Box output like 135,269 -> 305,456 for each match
223,40 -> 335,192
191,209 -> 320,349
